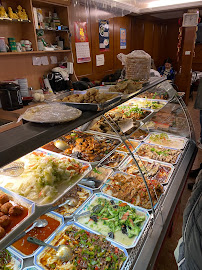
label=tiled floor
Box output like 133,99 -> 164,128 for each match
153,92 -> 202,270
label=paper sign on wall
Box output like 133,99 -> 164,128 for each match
120,28 -> 126,49
75,42 -> 91,63
41,56 -> 49,65
99,20 -> 109,51
74,21 -> 91,63
96,54 -> 105,66
32,56 -> 41,66
50,56 -> 58,64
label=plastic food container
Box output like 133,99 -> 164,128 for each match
76,192 -> 150,249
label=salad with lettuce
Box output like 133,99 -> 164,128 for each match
78,197 -> 146,247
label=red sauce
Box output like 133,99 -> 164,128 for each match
4,205 -> 28,234
12,214 -> 60,256
42,142 -> 63,153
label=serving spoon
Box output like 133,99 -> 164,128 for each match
27,237 -> 73,262
54,139 -> 69,151
45,197 -> 78,214
6,219 -> 48,247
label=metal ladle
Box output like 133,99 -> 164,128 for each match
27,237 -> 73,262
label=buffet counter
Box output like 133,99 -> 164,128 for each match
0,77 -> 198,270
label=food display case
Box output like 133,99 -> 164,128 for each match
0,77 -> 197,270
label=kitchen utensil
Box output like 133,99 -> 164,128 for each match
45,197 -> 79,213
54,139 -> 68,151
8,219 -> 48,246
72,204 -> 103,220
0,162 -> 24,177
27,237 -> 73,261
79,178 -> 103,188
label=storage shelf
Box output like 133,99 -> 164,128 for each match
0,50 -> 71,56
37,28 -> 69,32
0,17 -> 31,23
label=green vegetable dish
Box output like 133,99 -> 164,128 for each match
78,197 -> 146,247
38,225 -> 126,270
0,249 -> 12,270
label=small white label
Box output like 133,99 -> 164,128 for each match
185,51 -> 191,55
41,56 -> 49,65
32,56 -> 41,66
50,56 -> 58,64
96,54 -> 105,66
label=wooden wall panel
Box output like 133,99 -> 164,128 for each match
143,21 -> 154,56
113,16 -> 132,69
192,44 -> 202,71
68,4 -> 93,78
89,9 -> 114,80
131,18 -> 144,50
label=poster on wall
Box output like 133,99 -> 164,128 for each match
74,21 -> 91,63
99,20 -> 109,51
120,28 -> 127,49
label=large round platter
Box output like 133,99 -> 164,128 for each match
21,103 -> 82,124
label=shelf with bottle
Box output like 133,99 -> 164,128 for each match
0,49 -> 71,56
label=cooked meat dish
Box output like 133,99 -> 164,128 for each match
136,143 -> 181,164
38,226 -> 126,270
104,173 -> 163,209
61,131 -> 119,162
62,88 -> 117,104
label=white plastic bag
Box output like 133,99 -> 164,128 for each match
117,50 -> 151,81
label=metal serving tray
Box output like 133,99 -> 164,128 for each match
0,148 -> 92,206
79,166 -> 113,191
76,192 -> 150,249
116,139 -> 140,153
86,116 -> 141,139
100,151 -> 128,169
8,211 -> 64,259
144,131 -> 188,150
52,184 -> 93,218
101,171 -> 164,211
5,249 -> 23,270
43,131 -> 122,166
48,90 -> 122,111
0,187 -> 35,249
34,221 -> 129,270
135,142 -> 182,165
119,155 -> 175,185
123,97 -> 168,112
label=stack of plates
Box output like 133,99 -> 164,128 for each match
17,78 -> 29,97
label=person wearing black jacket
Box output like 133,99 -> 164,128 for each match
174,169 -> 202,270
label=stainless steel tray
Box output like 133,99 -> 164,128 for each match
47,90 -> 122,111
135,142 -> 182,165
119,155 -> 175,185
144,131 -> 188,150
123,97 -> 168,112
